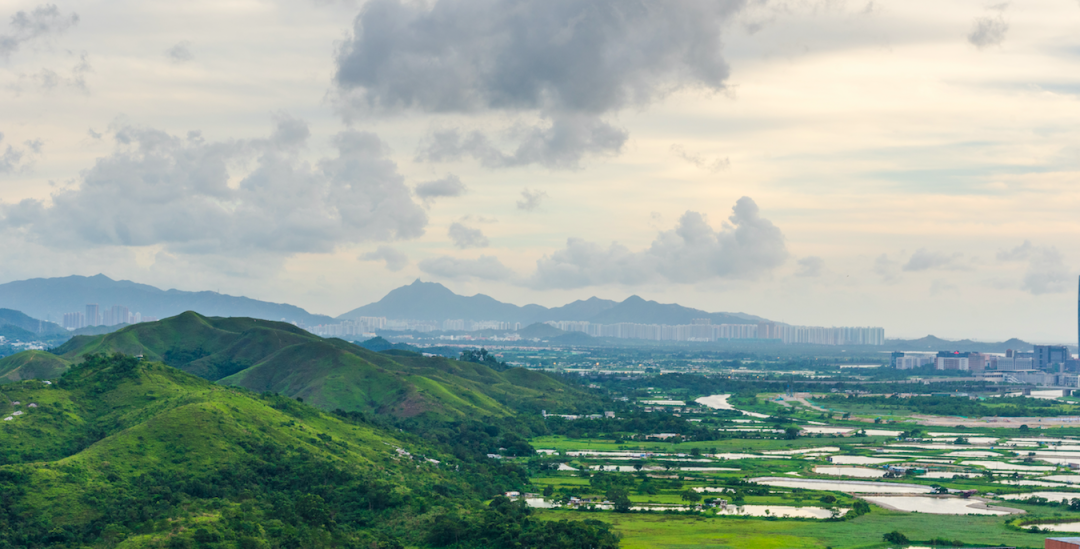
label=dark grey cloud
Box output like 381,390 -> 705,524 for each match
335,0 -> 743,167
0,4 -> 79,59
360,245 -> 409,271
968,15 -> 1007,49
418,255 -> 514,281
0,116 -> 427,260
414,174 -> 466,205
902,248 -> 964,272
795,256 -> 823,277
997,240 -> 1072,295
448,222 -> 488,249
167,41 -> 193,63
516,188 -> 548,212
528,196 -> 787,289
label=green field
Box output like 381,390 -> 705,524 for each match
538,507 -> 1066,549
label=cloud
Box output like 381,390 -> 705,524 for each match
415,115 -> 628,169
996,240 -> 1035,262
360,245 -> 409,271
167,41 -> 193,63
448,222 -> 488,249
902,248 -> 964,272
930,279 -> 960,296
418,255 -> 514,281
997,240 -> 1073,295
528,196 -> 787,289
414,174 -> 466,206
968,15 -> 1007,49
671,144 -> 730,172
517,188 -> 548,211
0,116 -> 427,263
25,50 -> 90,93
0,132 -> 42,174
0,4 -> 79,60
795,256 -> 823,277
874,254 -> 900,282
335,0 -> 742,167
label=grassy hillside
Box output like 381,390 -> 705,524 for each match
0,354 -> 619,548
0,350 -> 71,383
44,312 -> 595,419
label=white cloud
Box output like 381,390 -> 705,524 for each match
671,144 -> 730,172
968,14 -> 1007,49
997,241 -> 1073,295
360,245 -> 409,271
516,188 -> 548,212
448,222 -> 488,249
0,116 -> 427,263
414,174 -> 467,206
0,4 -> 79,60
873,254 -> 901,283
902,249 -> 965,272
528,197 -> 787,289
795,256 -> 824,277
167,41 -> 193,63
0,132 -> 42,174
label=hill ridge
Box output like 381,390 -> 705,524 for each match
340,279 -> 767,325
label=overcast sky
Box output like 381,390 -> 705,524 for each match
2,0 -> 1080,342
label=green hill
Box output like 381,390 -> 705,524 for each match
0,354 -> 619,548
43,312 -> 591,419
0,350 -> 71,383
516,322 -> 565,339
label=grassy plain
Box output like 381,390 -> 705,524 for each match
538,507 -> 1066,549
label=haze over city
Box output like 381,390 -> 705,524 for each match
3,0 -> 1080,342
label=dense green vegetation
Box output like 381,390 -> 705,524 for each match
0,354 -> 620,549
16,312 -> 601,420
0,350 -> 70,383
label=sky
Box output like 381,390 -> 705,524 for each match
2,0 -> 1080,342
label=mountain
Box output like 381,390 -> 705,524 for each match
586,295 -> 766,326
544,296 -> 619,320
340,279 -> 764,326
338,279 -> 548,322
47,312 -> 593,418
0,274 -> 334,326
517,322 -> 566,339
887,335 -> 1036,353
0,308 -> 67,337
0,353 -> 618,548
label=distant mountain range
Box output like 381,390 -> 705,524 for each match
338,279 -> 767,326
0,275 -> 770,343
886,335 -> 1039,353
0,308 -> 67,342
0,275 -> 334,326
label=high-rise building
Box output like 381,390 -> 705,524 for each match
85,304 -> 100,327
935,351 -> 970,370
106,305 -> 130,326
62,312 -> 85,330
1035,345 -> 1069,371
